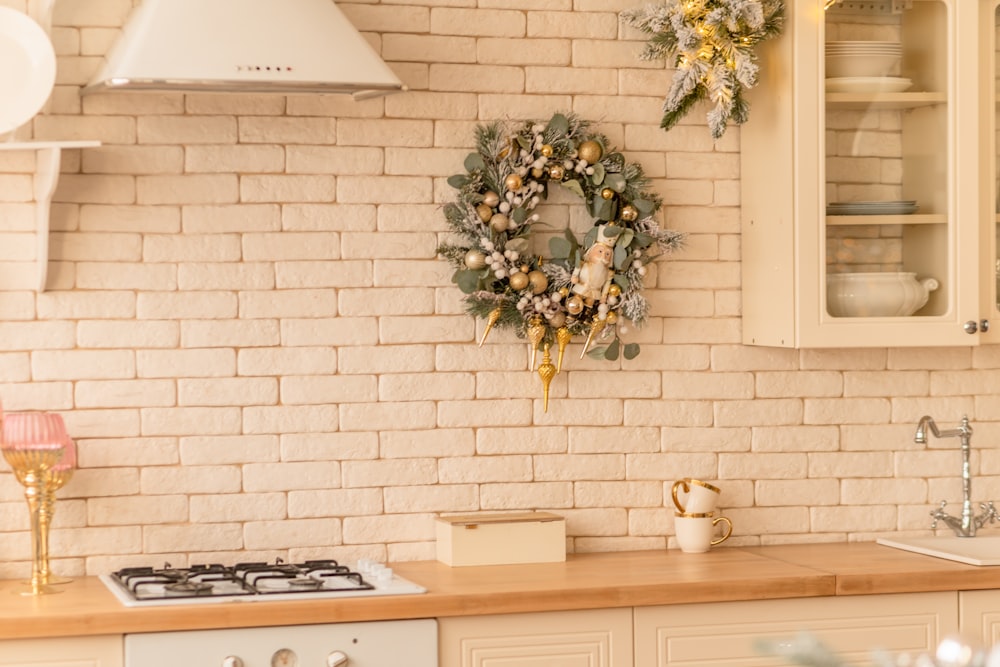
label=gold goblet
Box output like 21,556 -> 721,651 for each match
1,412 -> 68,596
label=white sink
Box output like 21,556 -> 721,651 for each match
877,536 -> 1000,566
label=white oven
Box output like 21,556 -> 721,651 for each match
124,618 -> 438,667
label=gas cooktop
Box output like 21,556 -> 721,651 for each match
100,558 -> 426,607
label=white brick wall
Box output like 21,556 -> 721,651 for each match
0,0 -> 997,579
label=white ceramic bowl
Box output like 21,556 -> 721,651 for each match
827,271 -> 939,317
825,53 -> 901,79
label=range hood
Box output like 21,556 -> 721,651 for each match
82,0 -> 405,99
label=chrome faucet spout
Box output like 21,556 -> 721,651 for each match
918,416 -> 994,537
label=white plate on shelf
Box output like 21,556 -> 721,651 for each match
827,200 -> 919,215
826,76 -> 913,94
0,6 -> 56,135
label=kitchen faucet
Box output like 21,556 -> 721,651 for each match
915,415 -> 999,537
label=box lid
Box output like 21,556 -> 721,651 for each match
436,511 -> 564,527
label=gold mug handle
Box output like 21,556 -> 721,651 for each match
671,480 -> 690,512
711,516 -> 733,545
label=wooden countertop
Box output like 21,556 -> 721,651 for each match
2,542 -> 999,640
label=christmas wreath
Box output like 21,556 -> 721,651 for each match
437,113 -> 683,409
621,0 -> 785,139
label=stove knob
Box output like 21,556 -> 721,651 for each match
222,657 -> 244,667
327,650 -> 348,666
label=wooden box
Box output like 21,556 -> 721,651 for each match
435,511 -> 566,566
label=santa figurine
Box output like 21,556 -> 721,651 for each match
571,225 -> 616,307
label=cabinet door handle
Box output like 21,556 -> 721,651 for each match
965,320 -> 979,334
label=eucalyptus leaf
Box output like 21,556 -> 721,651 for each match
507,237 -> 530,254
516,135 -> 530,150
605,173 -> 626,192
454,270 -> 481,294
548,113 -> 570,136
633,198 -> 656,216
634,232 -> 655,248
605,338 -> 620,361
586,346 -> 607,360
583,226 -> 598,250
617,229 -> 634,247
563,228 -> 579,246
592,197 -> 613,221
623,343 -> 640,360
613,244 -> 628,270
447,174 -> 470,189
549,237 -> 572,259
603,226 -> 623,238
561,179 -> 585,199
513,207 -> 528,224
591,163 -> 606,185
613,273 -> 629,289
464,153 -> 486,173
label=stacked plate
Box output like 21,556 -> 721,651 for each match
826,200 -> 919,216
826,40 -> 902,79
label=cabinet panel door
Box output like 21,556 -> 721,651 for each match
635,593 -> 957,667
0,635 -> 123,667
439,608 -> 633,667
959,590 -> 1000,646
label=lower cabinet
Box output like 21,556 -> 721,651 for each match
438,608 -> 634,667
0,635 -> 123,667
960,590 -> 1000,647
634,593 -> 958,666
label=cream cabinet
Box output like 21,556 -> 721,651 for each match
634,593 -> 957,666
960,590 -> 1000,647
438,608 -> 633,667
741,0 -> 1000,347
0,635 -> 123,667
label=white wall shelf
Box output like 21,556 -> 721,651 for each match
0,140 -> 101,291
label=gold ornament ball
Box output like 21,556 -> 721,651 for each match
541,144 -> 554,157
549,312 -> 566,328
620,205 -> 639,222
601,188 -> 615,200
578,140 -> 603,164
504,174 -> 523,192
476,203 -> 493,222
607,284 -> 622,298
483,191 -> 500,207
606,311 -> 618,325
464,249 -> 487,270
548,164 -> 565,181
509,272 -> 529,291
490,213 -> 510,233
528,270 -> 548,295
559,286 -> 571,298
566,295 -> 584,315
531,167 -> 545,179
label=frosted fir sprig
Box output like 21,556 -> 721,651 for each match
621,0 -> 785,139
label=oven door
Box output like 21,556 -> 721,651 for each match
124,618 -> 437,667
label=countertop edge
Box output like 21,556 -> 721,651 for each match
0,541 -> 995,640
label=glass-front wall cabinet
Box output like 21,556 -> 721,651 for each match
740,0 -> 996,347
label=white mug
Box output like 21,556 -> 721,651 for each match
671,478 -> 721,514
673,512 -> 733,553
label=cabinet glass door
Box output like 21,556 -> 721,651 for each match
824,0 -> 951,321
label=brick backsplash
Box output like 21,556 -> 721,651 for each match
0,0 -> 997,579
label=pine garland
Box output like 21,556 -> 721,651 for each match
621,0 -> 785,139
437,112 -> 684,367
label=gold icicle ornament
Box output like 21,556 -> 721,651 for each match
555,326 -> 572,373
526,317 -> 546,371
580,318 -> 608,359
479,307 -> 502,347
538,343 -> 556,413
